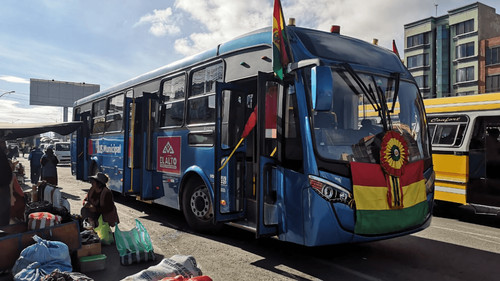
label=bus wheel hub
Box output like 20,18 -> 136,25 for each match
191,190 -> 210,219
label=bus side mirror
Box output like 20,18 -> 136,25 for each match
311,66 -> 333,111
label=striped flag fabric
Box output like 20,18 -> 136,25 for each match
272,0 -> 290,80
351,160 -> 429,235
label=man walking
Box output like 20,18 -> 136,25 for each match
28,146 -> 43,184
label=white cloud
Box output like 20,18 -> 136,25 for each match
173,0 -> 271,56
0,99 -> 61,124
170,0 -> 442,56
135,8 -> 181,37
0,75 -> 29,84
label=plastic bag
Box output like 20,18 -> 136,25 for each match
12,235 -> 72,281
94,215 -> 114,245
115,219 -> 155,265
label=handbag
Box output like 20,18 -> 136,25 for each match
115,219 -> 155,265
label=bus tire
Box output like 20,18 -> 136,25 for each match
182,178 -> 221,233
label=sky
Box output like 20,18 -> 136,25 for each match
1,0 -> 499,124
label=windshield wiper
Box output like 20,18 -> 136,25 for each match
340,63 -> 387,129
389,72 -> 400,114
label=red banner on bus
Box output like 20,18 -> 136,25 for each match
157,136 -> 181,175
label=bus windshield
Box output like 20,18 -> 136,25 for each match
311,67 -> 430,164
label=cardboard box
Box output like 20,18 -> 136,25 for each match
79,254 -> 107,272
77,242 -> 102,258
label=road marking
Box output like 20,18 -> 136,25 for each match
430,225 -> 500,245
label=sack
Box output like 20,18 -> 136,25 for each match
12,235 -> 72,281
28,212 -> 62,230
121,255 -> 203,281
115,219 -> 155,265
94,215 -> 114,245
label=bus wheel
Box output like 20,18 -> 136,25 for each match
182,179 -> 220,233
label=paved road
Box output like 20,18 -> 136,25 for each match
10,157 -> 500,280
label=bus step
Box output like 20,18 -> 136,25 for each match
226,221 -> 257,233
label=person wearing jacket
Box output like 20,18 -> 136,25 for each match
0,140 -> 13,226
28,146 -> 44,184
81,172 -> 119,227
41,147 -> 59,185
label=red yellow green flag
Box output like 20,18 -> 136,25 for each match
272,0 -> 290,80
351,160 -> 429,235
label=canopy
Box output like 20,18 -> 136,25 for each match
0,121 -> 83,140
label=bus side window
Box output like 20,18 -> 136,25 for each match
92,99 -> 106,134
105,93 -> 124,132
187,64 -> 222,125
160,75 -> 185,127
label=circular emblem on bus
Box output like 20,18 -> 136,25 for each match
380,130 -> 408,177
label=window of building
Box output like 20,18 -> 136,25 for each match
486,74 -> 500,93
407,33 -> 429,48
456,42 -> 474,59
160,75 -> 185,127
407,53 -> 429,68
414,75 -> 429,89
486,46 -> 500,65
456,66 -> 474,83
92,99 -> 106,134
187,63 -> 223,125
455,19 -> 474,36
105,94 -> 124,132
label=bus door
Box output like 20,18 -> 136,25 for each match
468,116 -> 500,207
214,82 -> 249,222
123,96 -> 140,195
124,93 -> 164,199
255,72 -> 280,237
73,110 -> 91,180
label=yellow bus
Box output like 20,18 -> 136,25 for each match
424,92 -> 500,214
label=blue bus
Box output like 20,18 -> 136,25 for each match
71,24 -> 434,246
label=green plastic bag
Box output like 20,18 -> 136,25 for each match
95,215 -> 114,245
115,219 -> 155,265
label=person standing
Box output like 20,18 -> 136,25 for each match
28,146 -> 44,184
41,147 -> 59,185
81,172 -> 119,227
0,140 -> 13,226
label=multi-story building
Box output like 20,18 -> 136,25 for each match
404,2 -> 500,98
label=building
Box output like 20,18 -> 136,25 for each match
404,2 -> 500,98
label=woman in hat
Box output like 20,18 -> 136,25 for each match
81,172 -> 119,227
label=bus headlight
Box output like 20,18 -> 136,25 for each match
309,175 -> 353,206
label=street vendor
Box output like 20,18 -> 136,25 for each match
81,172 -> 119,227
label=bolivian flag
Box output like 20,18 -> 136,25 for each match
351,160 -> 429,235
272,0 -> 290,80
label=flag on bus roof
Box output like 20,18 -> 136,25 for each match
272,0 -> 290,80
350,160 -> 428,235
392,39 -> 400,59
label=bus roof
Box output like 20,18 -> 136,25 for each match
424,92 -> 500,114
